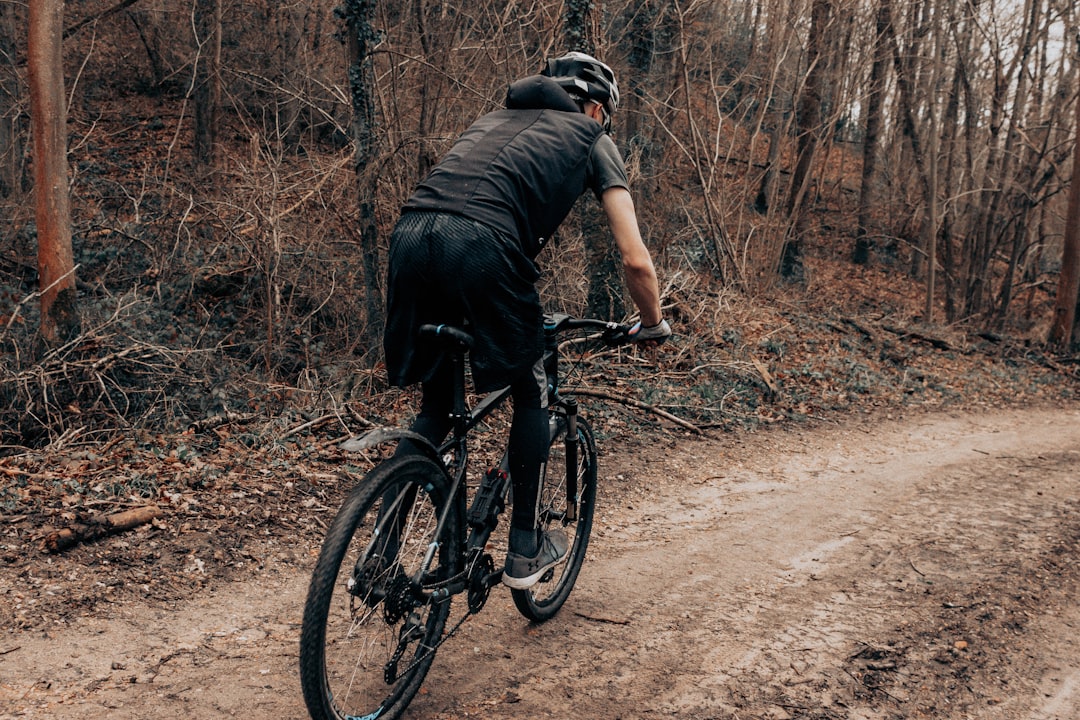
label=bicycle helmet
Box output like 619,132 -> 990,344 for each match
542,51 -> 620,130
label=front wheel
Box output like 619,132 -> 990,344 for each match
299,454 -> 461,720
511,412 -> 598,621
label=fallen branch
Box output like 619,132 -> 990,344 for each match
282,413 -> 338,438
881,324 -> 957,352
64,0 -> 144,39
42,505 -> 162,553
750,356 -> 780,397
565,387 -> 703,434
189,411 -> 259,434
1020,349 -> 1080,379
573,611 -> 631,625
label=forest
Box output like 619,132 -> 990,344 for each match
1,0 -> 1079,450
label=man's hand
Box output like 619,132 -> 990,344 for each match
628,319 -> 671,345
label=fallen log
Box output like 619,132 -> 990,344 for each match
42,505 -> 162,553
565,387 -> 703,435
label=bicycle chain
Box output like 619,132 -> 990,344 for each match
382,550 -> 493,681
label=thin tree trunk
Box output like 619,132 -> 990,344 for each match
414,0 -> 445,178
27,0 -> 80,347
921,0 -> 948,322
193,0 -> 221,172
780,0 -> 830,281
885,0 -> 932,278
0,1 -> 24,197
854,0 -> 890,265
275,4 -> 304,152
344,0 -> 384,363
753,0 -> 795,216
938,0 -> 977,322
963,0 -> 1036,318
563,0 -> 626,320
1049,79 -> 1080,349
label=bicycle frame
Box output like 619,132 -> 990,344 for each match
340,313 -> 627,601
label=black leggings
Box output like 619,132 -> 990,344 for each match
401,359 -> 548,533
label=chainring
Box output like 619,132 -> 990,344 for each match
467,553 -> 496,613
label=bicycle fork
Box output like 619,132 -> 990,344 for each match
561,398 -> 580,522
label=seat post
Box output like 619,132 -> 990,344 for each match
449,348 -> 469,440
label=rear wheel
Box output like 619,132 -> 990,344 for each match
511,412 -> 597,621
299,455 -> 461,720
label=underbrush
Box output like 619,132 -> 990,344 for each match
2,245 -> 1076,457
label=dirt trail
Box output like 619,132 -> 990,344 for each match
3,406 -> 1079,719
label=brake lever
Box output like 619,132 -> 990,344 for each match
601,324 -> 634,347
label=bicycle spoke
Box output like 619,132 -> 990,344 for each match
511,414 -> 597,621
300,455 -> 459,720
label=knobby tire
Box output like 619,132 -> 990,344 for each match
299,454 -> 461,720
511,413 -> 598,621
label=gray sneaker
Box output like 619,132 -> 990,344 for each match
503,529 -> 569,589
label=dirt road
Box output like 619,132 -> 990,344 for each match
3,406 -> 1079,719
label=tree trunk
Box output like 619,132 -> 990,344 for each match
753,1 -> 796,217
0,1 -> 25,197
274,4 -> 304,152
27,0 -> 80,347
622,0 -> 657,157
853,0 -> 890,265
193,0 -> 221,172
920,0 -> 950,322
563,0 -> 625,320
1049,79 -> 1080,349
344,0 -> 384,363
938,0 -> 978,322
885,0 -> 932,278
780,0 -> 831,281
563,0 -> 595,53
414,0 -> 446,178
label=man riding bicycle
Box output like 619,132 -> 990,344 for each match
383,52 -> 671,589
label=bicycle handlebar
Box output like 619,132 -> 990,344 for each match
419,315 -> 636,354
542,313 -> 635,346
419,323 -> 474,350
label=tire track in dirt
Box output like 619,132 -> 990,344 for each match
421,408 -> 1080,719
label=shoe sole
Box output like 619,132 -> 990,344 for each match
502,555 -> 565,589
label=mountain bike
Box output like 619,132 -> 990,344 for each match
298,312 -> 634,720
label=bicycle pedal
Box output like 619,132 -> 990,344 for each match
467,467 -> 508,527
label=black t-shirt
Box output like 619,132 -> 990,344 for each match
403,76 -> 630,258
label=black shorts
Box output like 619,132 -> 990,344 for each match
383,211 -> 544,393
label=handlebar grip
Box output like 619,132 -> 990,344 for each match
419,323 -> 474,350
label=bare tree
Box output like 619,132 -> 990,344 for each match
1049,62 -> 1080,348
193,0 -> 221,172
780,0 -> 832,281
853,0 -> 891,265
753,0 -> 799,218
344,0 -> 384,363
919,0 -> 947,321
273,3 -> 306,153
27,0 -> 80,346
414,0 -> 454,177
0,1 -> 24,197
559,0 -> 629,321
936,0 -> 979,321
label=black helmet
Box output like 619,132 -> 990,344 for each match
542,51 -> 620,125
